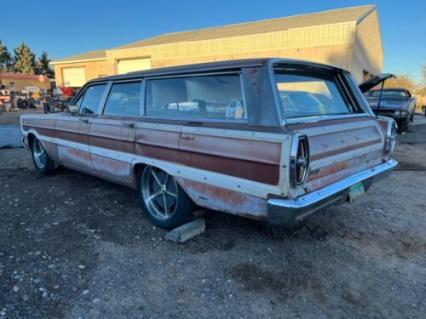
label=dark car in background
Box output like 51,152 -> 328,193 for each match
364,88 -> 416,132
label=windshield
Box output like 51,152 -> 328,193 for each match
274,71 -> 354,119
366,90 -> 408,99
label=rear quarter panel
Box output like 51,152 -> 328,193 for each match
288,115 -> 386,193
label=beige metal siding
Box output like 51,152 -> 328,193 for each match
117,58 -> 151,74
62,67 -> 86,87
351,10 -> 383,82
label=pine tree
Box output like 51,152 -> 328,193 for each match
36,52 -> 54,78
13,42 -> 36,74
0,40 -> 12,71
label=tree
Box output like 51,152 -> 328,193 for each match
13,42 -> 36,74
0,40 -> 12,71
417,65 -> 426,96
384,74 -> 416,92
36,52 -> 54,78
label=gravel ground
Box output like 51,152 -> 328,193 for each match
0,118 -> 425,318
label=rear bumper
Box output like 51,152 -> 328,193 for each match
267,159 -> 397,226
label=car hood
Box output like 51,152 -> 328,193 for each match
367,98 -> 410,110
359,73 -> 395,93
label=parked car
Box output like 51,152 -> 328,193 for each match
361,77 -> 416,132
20,58 -> 397,229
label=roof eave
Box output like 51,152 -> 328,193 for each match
51,57 -> 107,65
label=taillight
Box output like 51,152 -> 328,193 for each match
290,135 -> 310,187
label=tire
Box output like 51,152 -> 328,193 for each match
400,119 -> 409,133
30,137 -> 57,174
138,166 -> 194,229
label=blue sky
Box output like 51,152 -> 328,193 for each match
1,0 -> 425,81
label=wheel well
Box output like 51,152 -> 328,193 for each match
133,163 -> 147,181
27,133 -> 36,149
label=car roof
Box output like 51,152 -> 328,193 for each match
87,58 -> 344,84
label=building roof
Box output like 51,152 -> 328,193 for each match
115,5 -> 375,49
0,72 -> 47,82
51,49 -> 107,64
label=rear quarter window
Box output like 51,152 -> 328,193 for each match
145,74 -> 246,121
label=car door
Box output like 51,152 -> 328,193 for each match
56,83 -> 107,171
88,80 -> 142,185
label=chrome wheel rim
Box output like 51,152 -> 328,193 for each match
141,167 -> 178,220
33,139 -> 47,169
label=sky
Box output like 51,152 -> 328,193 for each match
1,0 -> 425,81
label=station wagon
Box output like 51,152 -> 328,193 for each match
20,58 -> 397,229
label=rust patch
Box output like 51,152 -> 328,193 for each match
177,178 -> 268,219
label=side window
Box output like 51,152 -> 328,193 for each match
79,84 -> 107,115
146,74 -> 246,121
103,81 -> 141,117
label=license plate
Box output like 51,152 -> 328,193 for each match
348,182 -> 365,203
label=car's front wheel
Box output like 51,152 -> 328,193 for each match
31,137 -> 57,174
138,166 -> 194,229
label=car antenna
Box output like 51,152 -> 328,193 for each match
376,80 -> 385,117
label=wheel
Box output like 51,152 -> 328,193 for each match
400,119 -> 409,133
138,166 -> 194,229
31,137 -> 57,174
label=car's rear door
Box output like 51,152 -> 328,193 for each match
56,83 -> 107,171
88,80 -> 142,185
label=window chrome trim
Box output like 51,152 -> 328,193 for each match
284,113 -> 372,125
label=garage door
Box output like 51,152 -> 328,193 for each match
62,67 -> 86,87
117,58 -> 151,74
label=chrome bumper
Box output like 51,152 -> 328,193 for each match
267,159 -> 398,226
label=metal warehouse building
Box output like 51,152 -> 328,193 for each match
52,5 -> 383,88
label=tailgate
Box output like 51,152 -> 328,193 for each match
289,116 -> 385,192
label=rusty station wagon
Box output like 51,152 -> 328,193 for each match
20,59 -> 397,229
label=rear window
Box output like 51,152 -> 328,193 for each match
145,74 -> 246,121
274,71 -> 353,119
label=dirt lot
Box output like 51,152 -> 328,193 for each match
0,116 -> 425,318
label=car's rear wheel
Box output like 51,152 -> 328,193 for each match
31,137 -> 57,174
138,166 -> 193,229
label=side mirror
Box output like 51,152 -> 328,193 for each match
67,105 -> 79,114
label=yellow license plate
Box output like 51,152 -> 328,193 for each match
348,182 -> 365,202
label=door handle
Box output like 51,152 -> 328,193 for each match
180,133 -> 195,140
122,122 -> 135,128
79,118 -> 89,124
